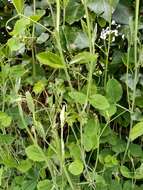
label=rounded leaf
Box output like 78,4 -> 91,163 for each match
68,160 -> 84,175
89,94 -> 110,110
106,78 -> 123,103
26,145 -> 45,162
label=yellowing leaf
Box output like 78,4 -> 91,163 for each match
36,52 -> 65,69
12,0 -> 24,14
129,122 -> 143,141
30,10 -> 46,22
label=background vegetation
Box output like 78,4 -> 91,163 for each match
0,0 -> 143,189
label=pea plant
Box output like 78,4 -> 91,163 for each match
0,0 -> 143,189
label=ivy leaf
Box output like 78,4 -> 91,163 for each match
89,94 -> 110,110
68,160 -> 84,175
106,78 -> 123,103
129,122 -> 143,141
36,52 -> 65,69
25,145 -> 45,162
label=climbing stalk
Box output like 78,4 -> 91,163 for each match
123,0 -> 140,163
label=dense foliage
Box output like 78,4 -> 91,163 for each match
0,0 -> 143,189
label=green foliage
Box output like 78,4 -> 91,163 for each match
36,51 -> 65,68
0,0 -> 142,189
89,94 -> 110,110
106,78 -> 123,103
68,160 -> 84,175
129,122 -> 143,141
25,145 -> 45,162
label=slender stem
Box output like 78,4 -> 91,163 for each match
31,0 -> 36,78
123,0 -> 140,163
104,0 -> 112,88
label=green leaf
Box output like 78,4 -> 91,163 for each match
129,143 -> 143,157
68,143 -> 81,160
129,122 -> 143,141
87,0 -> 119,22
89,94 -> 110,110
10,18 -> 30,36
104,155 -> 118,167
25,145 -> 45,162
0,134 -> 15,145
135,96 -> 143,108
36,52 -> 65,69
74,32 -> 89,49
113,2 -> 133,24
106,78 -> 123,103
69,91 -> 87,104
100,104 -> 117,120
65,0 -> 85,24
83,117 -> 99,151
70,52 -> 98,65
83,134 -> 99,152
68,160 -> 84,175
30,10 -> 46,22
120,166 -> 133,178
0,167 -> 3,186
26,91 -> 35,113
37,33 -> 49,44
7,38 -> 24,52
17,159 -> 32,173
12,0 -> 24,14
134,164 -> 143,179
37,180 -> 52,190
110,181 -> 122,190
123,181 -> 132,190
33,81 -> 45,94
0,112 -> 12,128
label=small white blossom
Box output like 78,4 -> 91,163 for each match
111,20 -> 116,25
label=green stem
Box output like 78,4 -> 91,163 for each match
123,0 -> 140,163
104,0 -> 112,88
